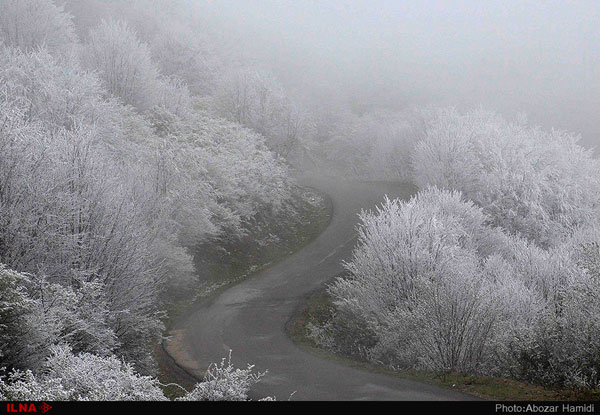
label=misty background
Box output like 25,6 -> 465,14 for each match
193,0 -> 599,149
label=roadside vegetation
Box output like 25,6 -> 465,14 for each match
173,187 -> 332,324
290,282 -> 600,401
293,108 -> 600,400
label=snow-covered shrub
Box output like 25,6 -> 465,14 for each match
328,181 -> 600,388
403,107 -> 600,387
0,345 -> 167,401
492,234 -> 600,389
329,188 -> 504,372
178,352 -> 266,401
0,346 -> 272,401
30,278 -> 117,358
0,369 -> 70,401
44,345 -> 168,401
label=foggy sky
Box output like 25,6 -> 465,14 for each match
192,0 -> 599,148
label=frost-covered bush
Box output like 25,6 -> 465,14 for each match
329,188 -> 504,372
400,108 -> 600,387
178,352 -> 266,401
32,278 -> 117,359
0,347 -> 270,401
492,235 -> 600,389
44,345 -> 168,401
0,345 -> 167,401
0,264 -> 124,372
328,184 -> 600,388
0,369 -> 70,401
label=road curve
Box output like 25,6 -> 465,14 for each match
167,177 -> 477,401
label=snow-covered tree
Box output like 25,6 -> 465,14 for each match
213,68 -> 308,158
412,108 -> 600,247
0,0 -> 77,55
0,265 -> 34,371
82,18 -> 193,117
319,109 -> 421,181
82,19 -> 157,109
327,183 -> 600,387
0,0 -> 301,399
329,188 -> 503,372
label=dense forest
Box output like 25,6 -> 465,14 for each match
0,0 -> 306,400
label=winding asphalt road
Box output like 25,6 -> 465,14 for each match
166,177 -> 477,400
